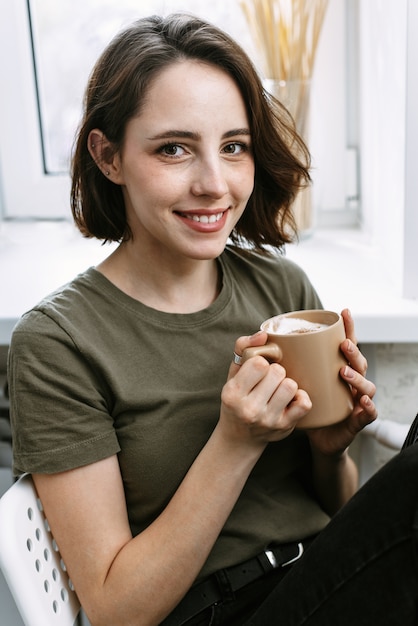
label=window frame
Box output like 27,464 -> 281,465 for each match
0,1 -> 70,219
403,0 -> 418,298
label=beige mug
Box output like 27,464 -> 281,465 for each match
243,310 -> 354,429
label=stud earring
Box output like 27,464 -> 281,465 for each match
105,171 -> 110,176
91,143 -> 95,148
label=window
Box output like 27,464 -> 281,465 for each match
357,0 -> 418,298
26,0 -> 260,176
0,0 -> 351,222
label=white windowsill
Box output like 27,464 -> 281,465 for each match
0,221 -> 117,344
1,221 -> 418,345
285,227 -> 418,344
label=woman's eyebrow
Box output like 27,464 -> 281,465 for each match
147,130 -> 200,141
147,128 -> 251,141
222,128 -> 251,138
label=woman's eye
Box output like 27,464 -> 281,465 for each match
223,142 -> 247,155
158,143 -> 186,157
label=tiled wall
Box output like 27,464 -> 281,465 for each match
370,343 -> 418,470
375,343 -> 418,424
349,342 -> 418,484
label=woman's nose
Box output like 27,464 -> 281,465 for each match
190,157 -> 229,198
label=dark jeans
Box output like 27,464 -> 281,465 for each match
177,446 -> 418,625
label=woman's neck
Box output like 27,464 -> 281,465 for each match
96,243 -> 221,314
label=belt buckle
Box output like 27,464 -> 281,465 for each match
265,542 -> 304,569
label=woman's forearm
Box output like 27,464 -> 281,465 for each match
100,432 -> 265,624
310,448 -> 359,516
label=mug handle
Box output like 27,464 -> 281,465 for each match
242,343 -> 283,364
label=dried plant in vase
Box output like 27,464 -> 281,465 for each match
239,0 -> 329,234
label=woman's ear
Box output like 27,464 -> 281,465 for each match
87,129 -> 123,183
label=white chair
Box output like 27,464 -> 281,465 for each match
0,474 -> 81,626
353,417 -> 413,484
362,417 -> 412,450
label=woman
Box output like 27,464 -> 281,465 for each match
9,13 -> 414,626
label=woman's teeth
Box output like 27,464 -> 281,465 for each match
184,212 -> 224,224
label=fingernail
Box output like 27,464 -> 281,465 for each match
346,339 -> 355,353
344,366 -> 354,379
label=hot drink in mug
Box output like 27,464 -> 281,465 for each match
243,310 -> 354,429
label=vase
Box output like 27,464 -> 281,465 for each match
263,78 -> 313,236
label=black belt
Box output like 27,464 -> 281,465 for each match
161,541 -> 304,626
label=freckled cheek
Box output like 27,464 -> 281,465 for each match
128,172 -> 180,203
122,178 -> 170,219
235,166 -> 255,204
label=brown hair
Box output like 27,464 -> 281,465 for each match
71,13 -> 310,249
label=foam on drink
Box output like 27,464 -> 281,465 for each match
263,316 -> 328,335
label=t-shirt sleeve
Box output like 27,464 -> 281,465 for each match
8,310 -> 120,475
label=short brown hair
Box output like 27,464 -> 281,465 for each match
71,13 -> 310,249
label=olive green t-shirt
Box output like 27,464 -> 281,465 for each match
8,245 -> 330,581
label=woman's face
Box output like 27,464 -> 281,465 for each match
111,60 -> 255,263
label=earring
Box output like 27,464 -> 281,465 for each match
105,171 -> 110,176
91,143 -> 95,148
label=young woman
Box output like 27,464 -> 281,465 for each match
8,14 -> 417,626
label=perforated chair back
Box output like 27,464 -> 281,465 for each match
0,474 -> 81,626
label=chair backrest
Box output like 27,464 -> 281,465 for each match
0,474 -> 81,626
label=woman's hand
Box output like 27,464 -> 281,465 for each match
307,308 -> 377,457
219,330 -> 312,448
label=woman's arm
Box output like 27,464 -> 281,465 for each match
33,331 -> 311,626
34,437 -> 259,626
309,446 -> 358,515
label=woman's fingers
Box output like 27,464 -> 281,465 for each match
222,355 -> 311,442
340,364 -> 376,401
341,308 -> 358,345
229,331 -> 269,375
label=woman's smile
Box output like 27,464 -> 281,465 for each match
175,209 -> 228,231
